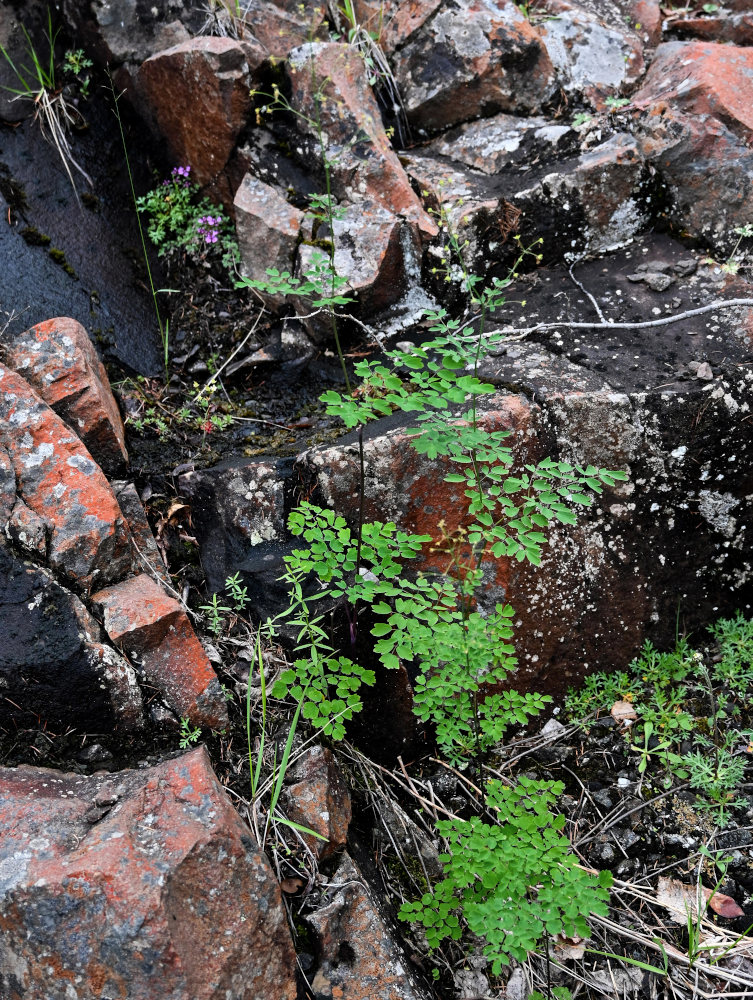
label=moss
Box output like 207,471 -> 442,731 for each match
81,192 -> 101,212
20,226 -> 51,247
0,168 -> 28,214
48,247 -> 78,279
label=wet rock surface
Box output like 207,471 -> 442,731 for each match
1,2 -> 753,998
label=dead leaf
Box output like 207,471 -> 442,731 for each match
657,877 -> 745,924
552,933 -> 586,961
611,700 -> 638,725
280,877 -> 305,895
708,891 -> 745,919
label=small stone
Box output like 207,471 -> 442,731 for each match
643,272 -> 675,292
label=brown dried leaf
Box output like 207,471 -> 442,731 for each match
610,700 -> 638,725
280,877 -> 305,895
552,934 -> 586,961
708,891 -> 745,919
657,877 -> 745,924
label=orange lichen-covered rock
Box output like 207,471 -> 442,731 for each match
92,573 -> 228,730
2,316 -> 128,474
0,363 -> 132,592
0,748 -> 297,1000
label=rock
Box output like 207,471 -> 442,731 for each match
243,0 -> 329,58
0,746 -> 298,1000
285,42 -> 436,237
0,5 -> 40,124
1,316 -> 128,475
631,41 -> 753,250
537,0 -> 647,106
307,852 -> 429,1000
138,36 -> 261,187
391,0 -> 556,135
348,0 -> 442,52
297,233 -> 753,695
669,9 -> 753,45
234,173 -> 307,306
113,481 -> 172,588
91,573 -> 229,731
299,200 -> 422,317
632,41 -> 753,134
178,458 -> 291,620
280,745 -> 352,859
0,363 -> 133,593
0,543 -> 144,732
423,112 -> 579,175
405,126 -> 651,272
61,0 -> 197,75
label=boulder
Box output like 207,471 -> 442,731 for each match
285,42 -> 437,237
0,363 -> 133,593
307,852 -> 429,1000
242,0 -> 328,58
391,0 -> 556,136
280,745 -> 352,859
1,316 -> 128,475
296,233 -> 753,696
0,747 -> 298,1000
631,41 -> 753,250
0,543 -> 144,732
138,36 -> 261,187
537,0 -> 647,106
298,200 -> 422,317
178,458 -> 291,620
348,0 -> 443,52
234,173 -> 307,306
668,8 -> 753,45
404,121 -> 652,273
91,573 -> 229,731
60,0 -> 197,74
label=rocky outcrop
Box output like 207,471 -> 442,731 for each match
631,41 -> 753,251
391,0 -> 556,135
0,321 -> 229,732
0,362 -> 133,593
296,234 -> 753,696
285,42 -> 437,237
0,747 -> 298,1000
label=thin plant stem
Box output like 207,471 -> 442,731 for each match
107,74 -> 167,380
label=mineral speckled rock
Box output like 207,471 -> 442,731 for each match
234,173 -> 307,306
0,747 -> 297,1000
632,41 -> 753,249
286,42 -> 437,236
92,573 -> 229,730
537,0 -> 648,105
0,362 -> 133,593
296,234 -> 753,696
280,745 -> 352,859
1,316 -> 128,475
391,0 -> 556,135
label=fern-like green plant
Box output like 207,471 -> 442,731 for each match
399,777 -> 612,973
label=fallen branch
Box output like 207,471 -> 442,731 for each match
489,297 -> 753,350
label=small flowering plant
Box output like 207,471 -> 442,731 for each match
136,165 -> 239,275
